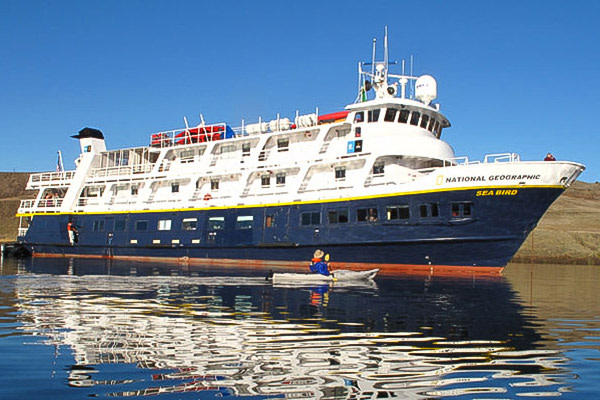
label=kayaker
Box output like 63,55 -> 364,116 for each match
309,249 -> 332,276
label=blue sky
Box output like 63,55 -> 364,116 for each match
1,0 -> 598,182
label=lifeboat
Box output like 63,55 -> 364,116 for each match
317,111 -> 350,125
175,125 -> 233,145
151,133 -> 168,147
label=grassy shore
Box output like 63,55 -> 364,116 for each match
0,173 -> 34,242
512,180 -> 600,265
1,172 -> 598,264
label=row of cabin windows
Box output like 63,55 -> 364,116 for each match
354,108 -> 443,136
88,202 -> 472,233
95,216 -> 256,232
172,137 -> 289,160
300,202 -> 472,225
169,167 -> 364,193
170,174 -> 289,193
262,174 -> 286,187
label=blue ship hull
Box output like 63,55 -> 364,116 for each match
20,186 -> 563,271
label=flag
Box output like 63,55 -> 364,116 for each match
56,151 -> 64,172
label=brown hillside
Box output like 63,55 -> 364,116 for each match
513,181 -> 600,265
0,173 -> 35,242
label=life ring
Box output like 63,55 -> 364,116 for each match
203,193 -> 212,201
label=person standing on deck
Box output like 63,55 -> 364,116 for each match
67,221 -> 78,245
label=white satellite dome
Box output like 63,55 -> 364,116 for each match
415,75 -> 437,105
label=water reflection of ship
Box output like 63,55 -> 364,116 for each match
6,260 -> 570,399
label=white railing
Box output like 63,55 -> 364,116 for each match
441,152 -> 520,168
28,171 -> 76,186
19,199 -> 35,211
483,153 -> 520,163
150,123 -> 230,148
91,163 -> 154,178
77,197 -> 101,207
36,198 -> 63,208
18,198 -> 63,214
18,228 -> 28,237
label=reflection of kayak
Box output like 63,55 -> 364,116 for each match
272,269 -> 378,284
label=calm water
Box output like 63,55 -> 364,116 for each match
0,257 -> 598,399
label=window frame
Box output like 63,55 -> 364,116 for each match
301,211 -> 321,226
409,111 -> 421,126
276,173 -> 286,186
327,208 -> 349,224
367,109 -> 380,123
277,138 -> 290,152
157,219 -> 172,231
135,220 -> 149,231
384,108 -> 398,122
398,109 -> 410,123
357,207 -> 379,222
207,216 -> 225,231
235,215 -> 254,230
182,218 -> 198,231
261,175 -> 271,187
387,205 -> 411,220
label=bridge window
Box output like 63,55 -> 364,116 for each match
420,114 -> 430,129
384,108 -> 398,122
368,109 -> 380,122
434,121 -> 441,137
410,111 -> 420,126
387,205 -> 410,220
171,183 -> 179,193
354,111 -> 364,123
211,180 -> 219,190
428,117 -> 437,132
335,167 -> 346,180
398,109 -> 410,123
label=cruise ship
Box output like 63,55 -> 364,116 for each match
16,33 -> 585,274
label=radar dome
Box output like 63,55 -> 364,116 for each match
415,75 -> 437,105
